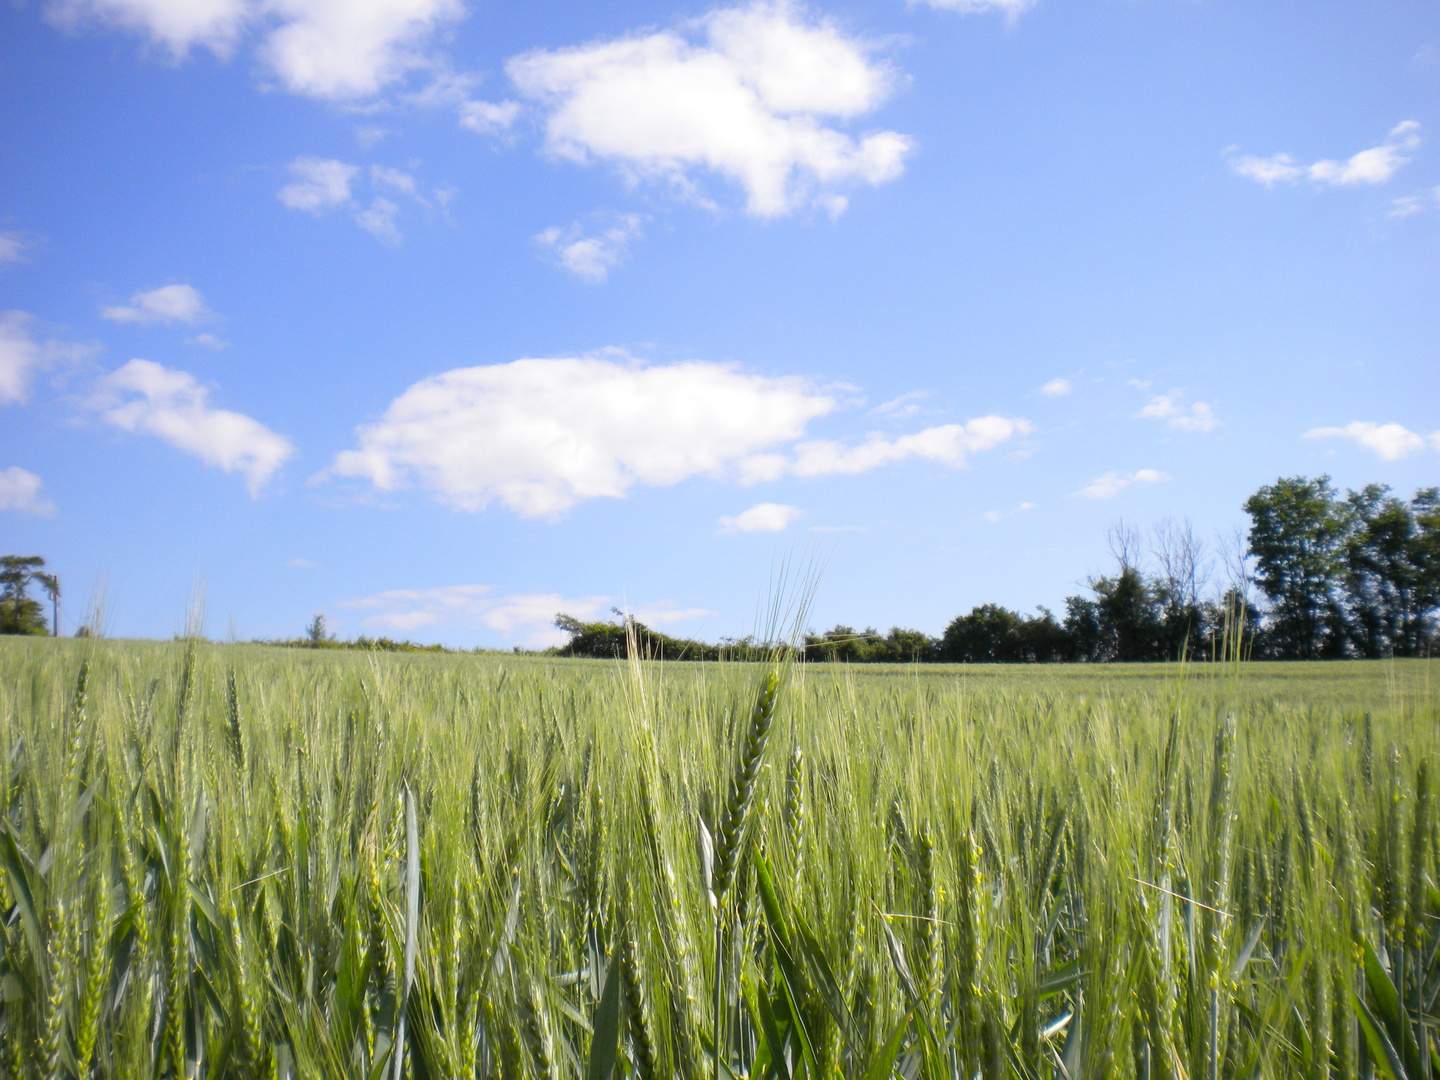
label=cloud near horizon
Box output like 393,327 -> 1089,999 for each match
89,359 -> 295,495
1303,421 -> 1440,461
507,2 -> 912,217
339,583 -> 710,647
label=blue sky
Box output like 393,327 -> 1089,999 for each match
1,0 -> 1437,647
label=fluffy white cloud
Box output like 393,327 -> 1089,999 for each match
0,467 -> 57,517
719,502 -> 802,533
536,214 -> 644,282
1072,469 -> 1169,500
775,415 -> 1032,478
46,0 -> 251,57
507,2 -> 912,217
328,355 -> 837,516
90,359 -> 294,494
0,232 -> 29,265
100,283 -> 210,325
0,312 -> 43,405
1039,378 -> 1072,398
1229,122 -> 1421,188
1303,421 -> 1440,462
278,156 -> 359,211
1138,392 -> 1220,433
339,583 -> 708,647
918,0 -> 1035,18
260,0 -> 465,99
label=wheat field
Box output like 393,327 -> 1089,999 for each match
0,637 -> 1436,1079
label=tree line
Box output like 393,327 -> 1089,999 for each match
5,475 -> 1437,660
553,476 -> 1440,663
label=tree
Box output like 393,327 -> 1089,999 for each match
306,613 -> 334,646
0,555 -> 49,635
1244,476 -> 1348,658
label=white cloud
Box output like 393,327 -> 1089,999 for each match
355,197 -> 403,244
536,214 -> 644,282
917,0 -> 1035,19
100,283 -> 210,325
1039,378 -> 1072,398
259,0 -> 465,99
89,359 -> 295,495
339,583 -> 708,647
507,1 -> 912,217
1138,392 -> 1220,433
982,500 -> 1034,524
1229,121 -> 1421,188
1072,469 -> 1169,500
718,501 -> 802,533
51,0 -> 467,100
370,164 -> 417,195
0,467 -> 57,517
278,156 -> 359,211
0,312 -> 43,405
46,0 -> 251,57
187,332 -> 227,349
0,232 -> 29,265
1303,421 -> 1440,462
458,98 -> 520,134
328,355 -> 837,517
0,312 -> 102,404
777,415 -> 1032,479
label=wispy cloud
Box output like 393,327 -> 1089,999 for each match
871,390 -> 929,419
1039,378 -> 1072,398
1137,391 -> 1220,433
279,156 -> 358,211
1303,421 -> 1440,461
0,231 -> 30,265
916,0 -> 1035,21
982,501 -> 1034,524
718,502 -> 802,534
1071,469 -> 1169,500
536,214 -> 644,282
508,2 -> 911,217
0,311 -> 101,405
1228,121 -> 1421,188
0,466 -> 57,517
354,197 -> 403,244
88,359 -> 295,495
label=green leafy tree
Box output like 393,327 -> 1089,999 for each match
0,555 -> 50,636
1244,476 -> 1348,658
